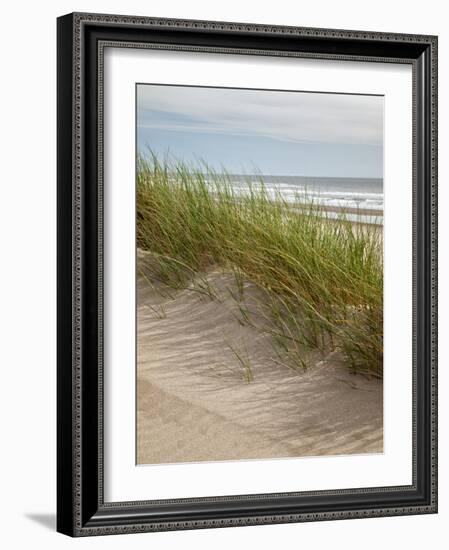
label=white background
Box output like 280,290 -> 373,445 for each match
0,1 -> 446,548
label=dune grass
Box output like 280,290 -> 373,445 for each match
137,155 -> 383,378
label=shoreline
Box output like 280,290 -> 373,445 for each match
287,202 -> 383,221
214,194 -> 383,218
316,204 -> 383,217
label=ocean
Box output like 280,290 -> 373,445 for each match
220,175 -> 384,225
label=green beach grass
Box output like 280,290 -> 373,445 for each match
137,155 -> 383,378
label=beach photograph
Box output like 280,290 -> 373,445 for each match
136,83 -> 384,465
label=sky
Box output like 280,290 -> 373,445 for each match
137,84 -> 384,178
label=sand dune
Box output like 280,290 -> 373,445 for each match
137,251 -> 383,465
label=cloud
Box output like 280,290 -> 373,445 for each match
137,84 -> 383,146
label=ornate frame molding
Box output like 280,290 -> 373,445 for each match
57,12 -> 437,537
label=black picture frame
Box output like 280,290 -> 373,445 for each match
57,12 -> 438,537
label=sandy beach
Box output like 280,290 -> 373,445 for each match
137,250 -> 383,465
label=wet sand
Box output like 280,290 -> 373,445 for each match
137,251 -> 383,465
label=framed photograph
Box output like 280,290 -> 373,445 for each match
57,12 -> 438,536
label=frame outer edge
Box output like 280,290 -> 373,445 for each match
71,11 -> 436,44
57,13 -> 77,537
430,35 -> 438,513
73,11 -> 84,537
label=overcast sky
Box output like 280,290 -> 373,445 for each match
137,84 -> 383,178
